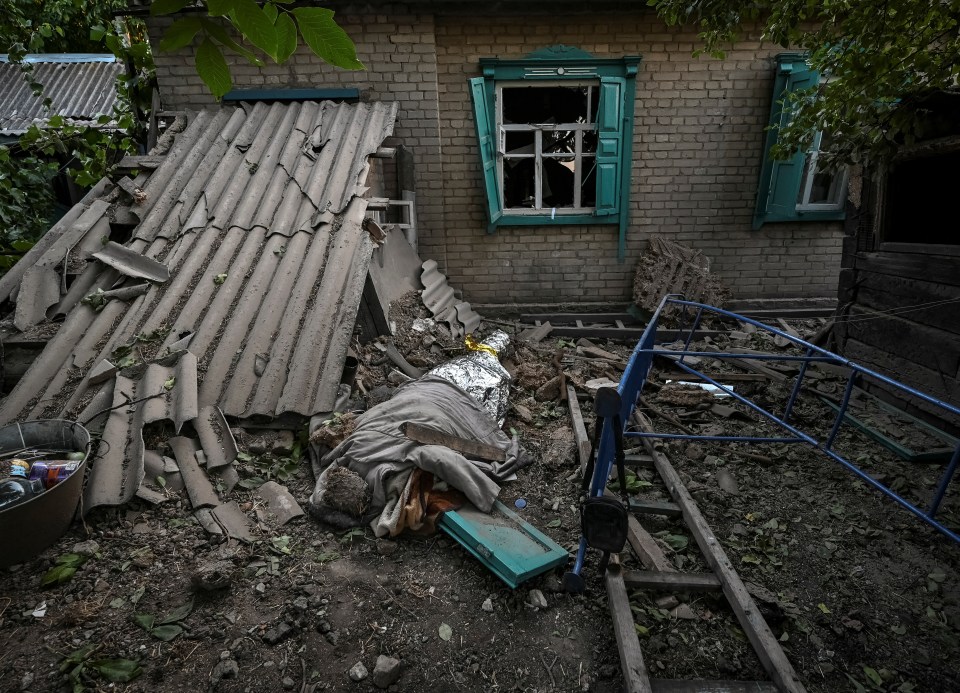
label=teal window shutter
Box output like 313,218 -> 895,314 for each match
595,76 -> 625,216
468,77 -> 503,227
753,56 -> 818,228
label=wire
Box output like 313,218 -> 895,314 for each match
830,296 -> 960,325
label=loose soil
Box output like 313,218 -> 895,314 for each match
0,307 -> 958,693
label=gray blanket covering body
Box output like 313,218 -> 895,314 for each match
311,375 -> 513,536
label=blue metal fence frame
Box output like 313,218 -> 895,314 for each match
572,296 -> 960,579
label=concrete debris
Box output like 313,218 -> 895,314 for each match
348,662 -> 369,682
371,655 -> 402,689
527,589 -> 548,609
716,469 -> 740,495
254,481 -> 305,526
481,598 -> 494,612
191,559 -> 236,591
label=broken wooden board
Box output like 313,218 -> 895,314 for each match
401,421 -> 507,462
438,500 -> 568,589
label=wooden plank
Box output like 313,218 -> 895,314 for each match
843,305 -> 960,377
853,270 -> 960,334
567,384 -> 592,475
853,251 -> 960,287
651,680 -> 778,693
635,414 -> 807,693
522,312 -> 638,324
400,422 -> 507,462
626,514 -> 676,573
625,453 -> 656,468
628,499 -> 683,518
605,560 -> 653,693
700,345 -> 787,382
623,569 -> 722,592
518,321 -> 553,343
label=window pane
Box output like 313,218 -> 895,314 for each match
582,130 -> 598,154
542,155 -> 576,207
543,130 -> 576,154
503,159 -> 535,208
504,131 -> 534,155
580,157 -> 597,208
807,170 -> 839,204
502,86 -> 591,125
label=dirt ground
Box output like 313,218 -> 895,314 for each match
1,300 -> 958,693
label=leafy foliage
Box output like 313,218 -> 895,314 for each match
649,0 -> 960,166
152,0 -> 364,98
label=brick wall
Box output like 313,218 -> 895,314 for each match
148,11 -> 446,238
433,13 -> 842,304
147,7 -> 843,305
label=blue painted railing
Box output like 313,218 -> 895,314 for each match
572,296 -> 960,579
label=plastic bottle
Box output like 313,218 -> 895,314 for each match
29,461 -> 81,490
0,459 -> 45,510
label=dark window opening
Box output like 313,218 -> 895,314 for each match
884,150 -> 960,246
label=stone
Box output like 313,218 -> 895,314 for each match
191,559 -> 235,591
716,469 -> 739,495
513,404 -> 533,424
527,589 -> 548,609
70,540 -> 100,557
325,630 -> 340,646
282,676 -> 296,690
481,598 -> 494,612
349,662 -> 369,682
262,622 -> 295,645
654,595 -> 679,610
209,659 -> 239,683
371,655 -> 402,689
670,604 -> 698,620
376,539 -> 398,556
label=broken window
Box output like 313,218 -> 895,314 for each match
753,54 -> 848,228
499,83 -> 599,211
468,50 -> 640,239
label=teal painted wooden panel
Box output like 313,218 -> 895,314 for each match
439,500 -> 569,588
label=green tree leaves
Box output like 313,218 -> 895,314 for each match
196,37 -> 232,98
292,7 -> 364,70
154,0 -> 363,99
649,0 -> 960,166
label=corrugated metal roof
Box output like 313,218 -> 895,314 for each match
0,58 -> 122,135
0,100 -> 398,432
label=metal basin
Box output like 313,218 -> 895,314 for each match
0,420 -> 90,567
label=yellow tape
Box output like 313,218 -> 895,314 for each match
464,334 -> 498,357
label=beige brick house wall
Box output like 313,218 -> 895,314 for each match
147,11 -> 447,238
147,7 -> 843,305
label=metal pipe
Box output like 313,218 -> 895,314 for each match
782,347 -> 813,424
825,372 -> 858,450
929,443 -> 960,518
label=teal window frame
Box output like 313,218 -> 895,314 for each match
470,46 -> 640,259
753,53 -> 847,229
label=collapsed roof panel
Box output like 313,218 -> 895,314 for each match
0,57 -> 123,135
0,100 -> 398,426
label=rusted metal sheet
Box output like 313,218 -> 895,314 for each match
0,56 -> 122,135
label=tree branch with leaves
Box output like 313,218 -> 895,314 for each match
649,0 -> 960,168
151,0 -> 363,98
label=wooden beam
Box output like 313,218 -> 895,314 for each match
625,453 -> 656,468
623,569 -> 722,592
628,499 -> 683,518
651,680 -> 778,693
567,383 -> 592,475
635,414 -> 807,693
626,515 -> 675,573
605,560 -> 653,693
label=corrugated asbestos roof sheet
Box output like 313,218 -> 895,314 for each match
0,57 -> 123,135
0,100 -> 398,427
